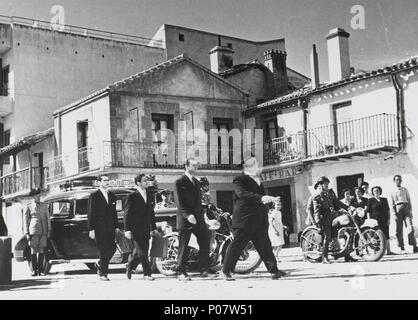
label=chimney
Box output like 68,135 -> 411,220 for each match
310,44 -> 320,89
209,46 -> 234,74
264,50 -> 288,95
326,28 -> 351,82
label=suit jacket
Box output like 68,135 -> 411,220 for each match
174,174 -> 205,230
124,190 -> 157,240
232,174 -> 269,230
87,190 -> 118,236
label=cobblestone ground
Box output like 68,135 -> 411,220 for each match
1,246 -> 418,300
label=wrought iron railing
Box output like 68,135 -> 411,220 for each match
45,141 -> 241,182
263,113 -> 398,165
306,113 -> 398,158
0,167 -> 47,197
0,15 -> 164,49
264,133 -> 305,165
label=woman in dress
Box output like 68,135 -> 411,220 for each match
24,192 -> 51,276
268,200 -> 285,262
365,186 -> 394,255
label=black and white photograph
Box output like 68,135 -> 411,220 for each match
0,0 -> 417,306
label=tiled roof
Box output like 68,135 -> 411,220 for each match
219,63 -> 271,77
252,55 -> 418,111
0,127 -> 54,157
220,63 -> 309,91
110,54 -> 249,94
54,54 -> 249,116
53,87 -> 110,116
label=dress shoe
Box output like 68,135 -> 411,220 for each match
200,270 -> 218,278
143,275 -> 155,281
344,255 -> 358,263
220,271 -> 235,281
206,269 -> 219,275
126,267 -> 132,280
99,275 -> 110,281
277,270 -> 288,277
177,272 -> 191,281
271,270 -> 288,279
386,251 -> 396,255
31,270 -> 38,277
322,257 -> 331,264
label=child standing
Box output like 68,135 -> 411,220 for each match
268,199 -> 285,262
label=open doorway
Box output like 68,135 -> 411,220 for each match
336,173 -> 364,199
77,120 -> 89,171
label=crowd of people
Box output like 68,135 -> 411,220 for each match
81,156 -> 288,281
15,155 -> 417,281
306,175 -> 418,264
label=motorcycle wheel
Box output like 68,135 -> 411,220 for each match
357,228 -> 386,262
154,235 -> 179,276
300,228 -> 323,263
233,241 -> 262,274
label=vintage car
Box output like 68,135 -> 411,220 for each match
41,186 -> 177,272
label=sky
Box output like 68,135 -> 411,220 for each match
0,0 -> 417,81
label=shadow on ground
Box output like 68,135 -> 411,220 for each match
0,279 -> 53,291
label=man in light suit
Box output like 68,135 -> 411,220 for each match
124,174 -> 158,280
88,175 -> 119,281
174,158 -> 212,281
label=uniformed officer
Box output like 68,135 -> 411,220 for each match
310,176 -> 356,264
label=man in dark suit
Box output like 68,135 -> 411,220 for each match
174,158 -> 211,281
124,174 -> 158,280
88,174 -> 119,281
221,156 -> 286,280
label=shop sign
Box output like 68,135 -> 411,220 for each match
261,166 -> 303,182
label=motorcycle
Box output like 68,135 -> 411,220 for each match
300,207 -> 386,262
154,204 -> 262,275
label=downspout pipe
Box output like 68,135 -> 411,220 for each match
391,73 -> 406,151
300,98 -> 309,158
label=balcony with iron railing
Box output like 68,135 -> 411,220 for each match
0,167 -> 47,198
306,113 -> 398,161
264,133 -> 305,166
45,141 -> 242,183
263,113 -> 399,166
